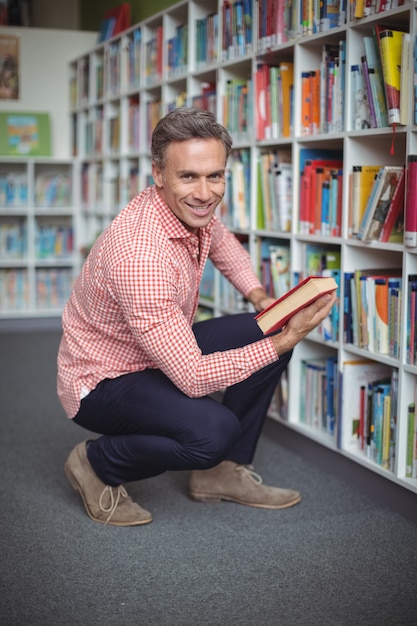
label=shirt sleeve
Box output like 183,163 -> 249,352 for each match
110,254 -> 278,399
208,218 -> 264,298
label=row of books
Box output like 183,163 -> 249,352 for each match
167,23 -> 189,77
351,27 -> 410,130
300,355 -> 338,437
298,148 -> 343,237
35,268 -> 74,309
0,267 -> 73,311
35,224 -> 74,260
343,270 -> 402,358
105,41 -> 122,99
222,149 -> 251,231
0,221 -> 26,259
258,240 -> 291,301
221,0 -> 253,61
352,0 -> 407,20
145,26 -> 163,85
339,361 -> 397,472
34,174 -> 72,208
0,173 -> 28,207
257,150 -> 293,233
255,61 -> 294,140
257,0 -> 345,51
126,28 -> 141,91
350,165 -> 404,243
195,12 -> 218,68
0,268 -> 28,311
223,78 -> 252,141
300,41 -> 345,136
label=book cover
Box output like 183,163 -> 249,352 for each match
376,26 -> 405,126
349,164 -> 380,238
357,166 -> 403,241
255,275 -> 338,334
404,155 -> 417,247
378,166 -> 405,243
0,112 -> 51,157
361,168 -> 404,241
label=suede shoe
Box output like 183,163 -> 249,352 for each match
189,460 -> 301,509
64,441 -> 152,526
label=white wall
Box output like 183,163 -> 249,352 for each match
0,27 -> 97,157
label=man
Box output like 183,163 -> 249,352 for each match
58,107 -> 336,526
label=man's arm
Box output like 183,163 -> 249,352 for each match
246,287 -> 276,312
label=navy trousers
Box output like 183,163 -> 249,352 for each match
73,312 -> 291,486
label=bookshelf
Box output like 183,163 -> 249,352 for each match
0,27 -> 97,322
69,0 -> 417,496
0,158 -> 81,317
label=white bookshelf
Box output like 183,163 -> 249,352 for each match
0,27 -> 97,321
68,0 -> 417,496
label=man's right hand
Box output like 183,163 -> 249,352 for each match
270,290 -> 338,356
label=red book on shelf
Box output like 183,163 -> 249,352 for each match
378,166 -> 405,242
104,3 -> 131,37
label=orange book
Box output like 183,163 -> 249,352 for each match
280,61 -> 294,137
301,72 -> 311,136
310,70 -> 320,135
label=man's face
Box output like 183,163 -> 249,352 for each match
152,138 -> 227,234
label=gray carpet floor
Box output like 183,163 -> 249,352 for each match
1,330 -> 417,626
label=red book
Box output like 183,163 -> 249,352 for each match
255,275 -> 338,334
404,155 -> 417,247
378,166 -> 405,242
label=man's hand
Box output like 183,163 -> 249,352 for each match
247,287 -> 276,312
270,290 -> 338,356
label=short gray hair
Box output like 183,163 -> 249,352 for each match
151,107 -> 233,169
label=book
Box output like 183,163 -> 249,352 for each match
338,359 -> 392,450
363,35 -> 388,128
349,164 -> 380,238
375,26 -> 405,126
400,33 -> 410,126
378,166 -> 405,243
404,155 -> 417,247
357,166 -> 404,241
255,275 -> 338,334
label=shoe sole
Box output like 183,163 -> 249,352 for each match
64,463 -> 153,526
189,491 -> 302,509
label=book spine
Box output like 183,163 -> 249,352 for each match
404,155 -> 417,247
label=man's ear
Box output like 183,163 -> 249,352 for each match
152,162 -> 163,188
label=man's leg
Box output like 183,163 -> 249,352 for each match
65,368 -> 243,525
193,312 -> 292,464
190,312 -> 299,509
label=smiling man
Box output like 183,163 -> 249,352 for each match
58,107 -> 336,526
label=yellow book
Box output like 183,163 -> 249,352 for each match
377,27 -> 405,125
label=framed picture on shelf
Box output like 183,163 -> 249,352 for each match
0,111 -> 51,156
0,33 -> 20,99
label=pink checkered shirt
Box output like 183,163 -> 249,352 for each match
57,186 -> 278,418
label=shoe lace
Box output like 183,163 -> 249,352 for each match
99,485 -> 128,525
236,464 -> 263,485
